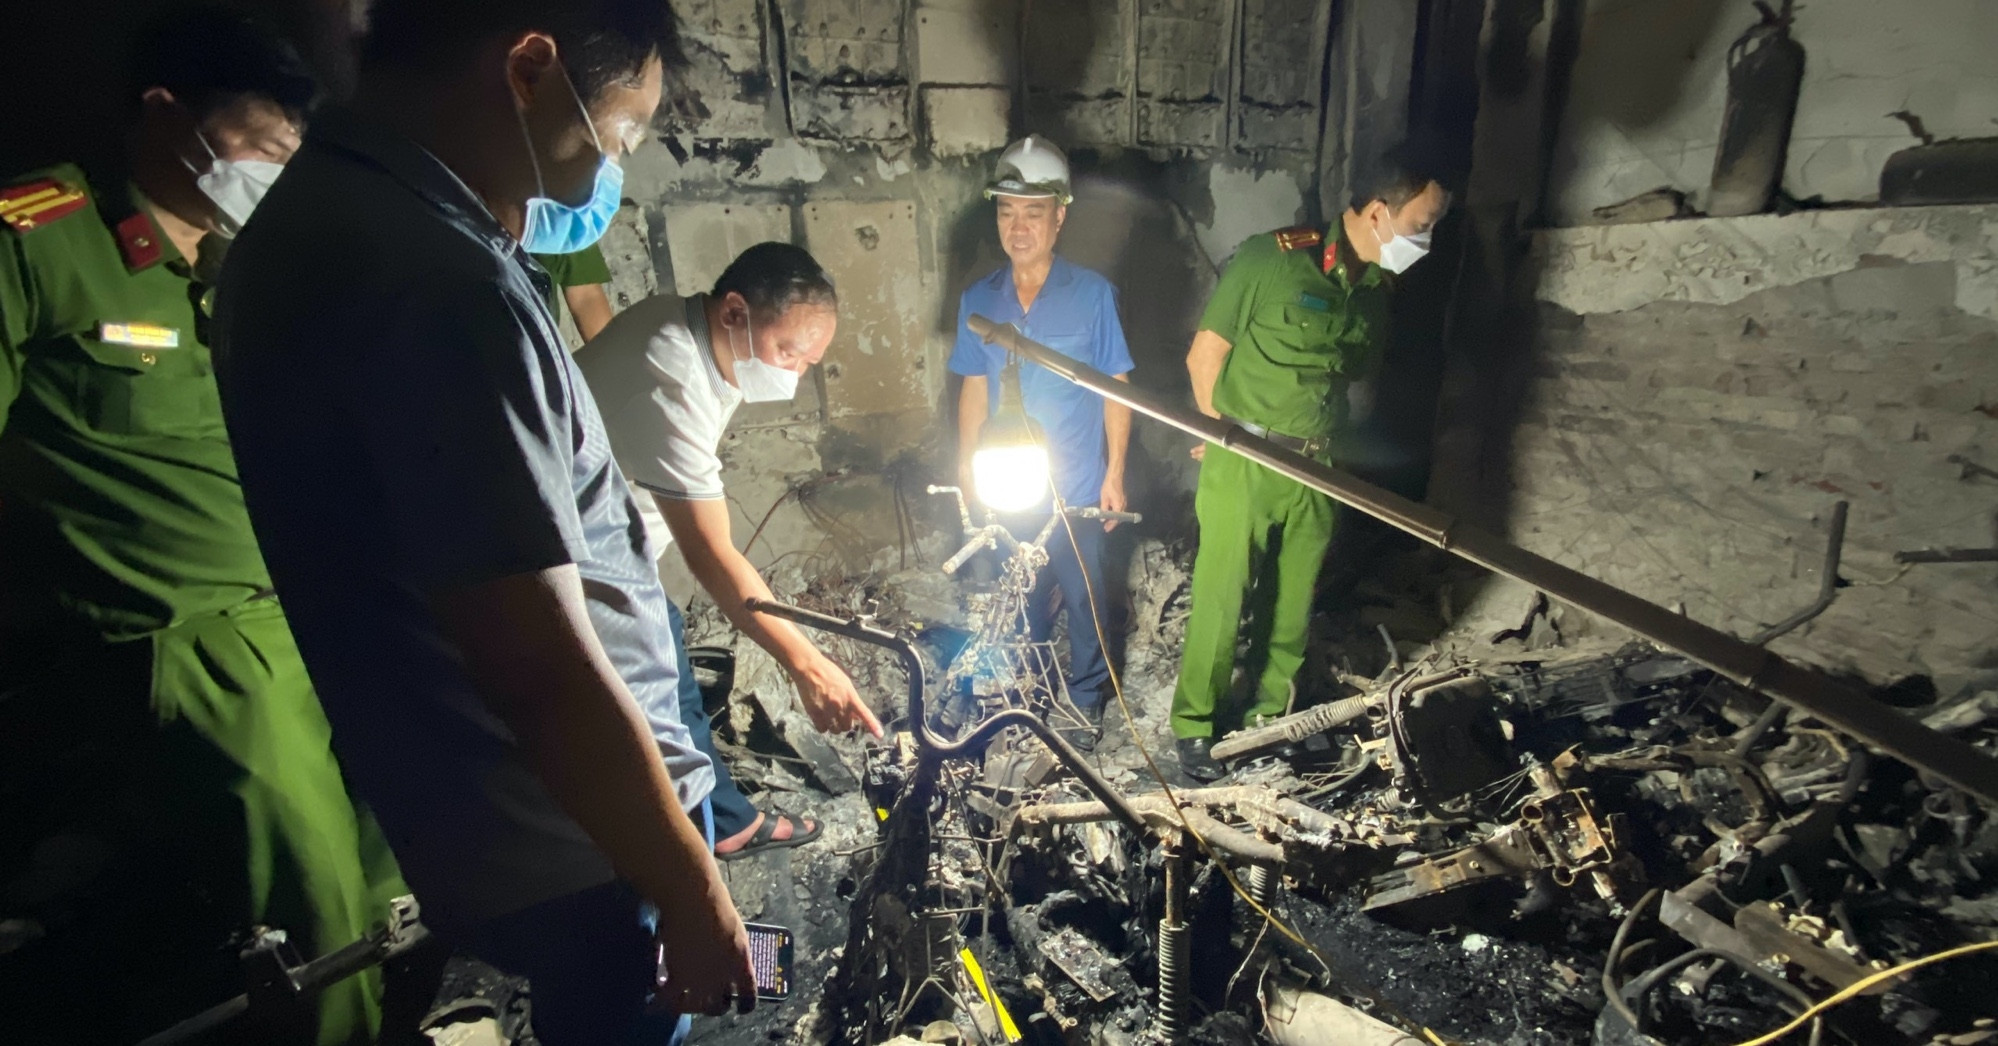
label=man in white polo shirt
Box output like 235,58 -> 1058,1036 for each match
576,241 -> 881,860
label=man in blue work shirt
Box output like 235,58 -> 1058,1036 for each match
950,135 -> 1134,752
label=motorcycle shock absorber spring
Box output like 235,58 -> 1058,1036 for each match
1154,836 -> 1191,1040
1154,919 -> 1189,1039
1246,863 -> 1279,910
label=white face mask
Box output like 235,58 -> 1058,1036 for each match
728,311 -> 801,403
185,131 -> 283,238
1372,215 -> 1431,274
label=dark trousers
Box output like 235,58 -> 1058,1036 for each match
665,600 -> 759,838
0,611 -> 400,1046
462,878 -> 689,1046
1014,510 -> 1111,711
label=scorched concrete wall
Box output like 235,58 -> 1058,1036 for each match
1433,204 -> 1998,697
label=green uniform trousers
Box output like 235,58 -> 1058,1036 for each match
1170,446 -> 1339,739
151,599 -> 405,1044
0,599 -> 403,1045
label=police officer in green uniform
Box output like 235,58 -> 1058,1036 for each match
536,243 -> 615,341
1171,147 -> 1452,781
0,10 -> 402,1044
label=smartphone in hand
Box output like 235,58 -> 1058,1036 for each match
744,922 -> 793,1001
656,922 -> 793,1004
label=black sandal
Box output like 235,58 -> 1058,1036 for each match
715,812 -> 822,861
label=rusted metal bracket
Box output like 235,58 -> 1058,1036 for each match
1520,768 -> 1643,901
1362,824 -> 1544,910
1361,765 -> 1641,911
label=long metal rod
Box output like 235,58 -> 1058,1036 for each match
967,315 -> 1998,806
1894,547 -> 1998,564
744,597 -> 1147,833
136,923 -> 432,1046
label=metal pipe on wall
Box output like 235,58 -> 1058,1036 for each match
1750,499 -> 1847,645
965,315 -> 1998,807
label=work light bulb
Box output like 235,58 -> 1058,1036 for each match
972,444 -> 1051,514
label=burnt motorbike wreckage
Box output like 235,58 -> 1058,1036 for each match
755,603 -> 1995,1046
688,329 -> 1998,1046
727,541 -> 1998,1043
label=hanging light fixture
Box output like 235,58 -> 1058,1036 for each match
970,354 -> 1051,513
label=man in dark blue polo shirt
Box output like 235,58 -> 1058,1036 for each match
212,1 -> 762,1040
950,135 -> 1135,751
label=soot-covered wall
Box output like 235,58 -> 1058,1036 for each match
1429,0 -> 1998,698
598,0 -> 1424,601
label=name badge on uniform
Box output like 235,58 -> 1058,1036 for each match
1295,293 -> 1330,312
98,322 -> 181,349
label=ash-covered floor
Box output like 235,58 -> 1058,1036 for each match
418,528 -> 1998,1046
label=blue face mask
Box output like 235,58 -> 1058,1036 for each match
514,60 -> 623,254
522,156 -> 621,254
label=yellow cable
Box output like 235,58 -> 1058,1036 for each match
1050,501 -> 1462,1046
959,947 -> 1023,1042
1727,939 -> 1998,1046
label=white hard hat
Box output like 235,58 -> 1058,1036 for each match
984,135 -> 1072,206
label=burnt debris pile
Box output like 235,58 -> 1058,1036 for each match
479,536 -> 1997,1046
724,543 -> 1998,1046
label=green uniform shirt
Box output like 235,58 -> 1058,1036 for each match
532,243 -> 611,320
1199,225 -> 1390,441
0,163 -> 270,638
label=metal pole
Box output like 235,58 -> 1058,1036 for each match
1894,548 -> 1998,564
1749,499 -> 1846,645
136,919 -> 430,1046
967,315 -> 1998,807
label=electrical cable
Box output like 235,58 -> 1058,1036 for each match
1050,501 -> 1458,1046
740,484 -> 800,560
1725,939 -> 1998,1046
1602,889 -> 1662,1031
1620,948 -> 1822,1046
1300,743 -> 1376,801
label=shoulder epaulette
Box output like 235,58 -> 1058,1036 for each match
1271,226 -> 1324,252
0,177 -> 89,233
